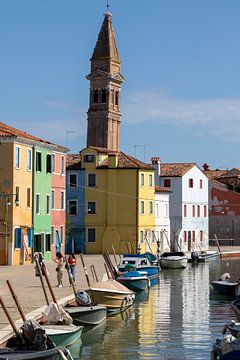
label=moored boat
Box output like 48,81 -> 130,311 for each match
190,250 -> 220,263
118,254 -> 160,278
211,280 -> 239,296
212,320 -> 240,359
41,324 -> 83,348
160,252 -> 188,269
0,347 -> 73,360
231,298 -> 240,321
117,270 -> 149,291
65,303 -> 107,326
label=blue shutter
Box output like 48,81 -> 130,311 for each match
28,229 -> 33,248
14,228 -> 22,248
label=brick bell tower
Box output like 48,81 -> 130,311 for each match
86,12 -> 124,152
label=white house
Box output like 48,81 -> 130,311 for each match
155,186 -> 171,253
152,158 -> 209,253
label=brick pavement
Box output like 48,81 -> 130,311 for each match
0,254 -> 111,343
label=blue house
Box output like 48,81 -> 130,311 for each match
66,154 -> 86,254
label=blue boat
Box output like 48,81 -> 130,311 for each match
117,270 -> 150,292
118,254 -> 160,279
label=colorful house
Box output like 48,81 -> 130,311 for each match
0,122 -> 67,265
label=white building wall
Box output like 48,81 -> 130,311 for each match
155,192 -> 171,253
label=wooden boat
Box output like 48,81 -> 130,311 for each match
41,324 -> 83,348
65,302 -> 107,326
0,347 -> 73,360
212,320 -> 240,359
117,270 -> 149,291
160,252 -> 188,269
86,279 -> 135,314
118,254 -> 160,278
211,273 -> 239,296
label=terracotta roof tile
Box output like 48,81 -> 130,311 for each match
203,169 -> 228,181
160,163 -> 196,177
66,154 -> 82,169
155,186 -> 171,193
98,151 -> 153,170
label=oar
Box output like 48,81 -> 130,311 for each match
0,295 -> 24,343
79,253 -> 95,304
6,280 -> 26,322
34,257 -> 50,306
41,263 -> 58,304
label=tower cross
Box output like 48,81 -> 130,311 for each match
106,0 -> 110,12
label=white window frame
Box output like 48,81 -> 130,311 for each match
149,201 -> 153,215
60,191 -> 65,210
68,199 -> 78,215
60,225 -> 64,243
149,174 -> 153,187
36,193 -> 40,214
69,173 -> 77,188
88,173 -> 96,187
27,148 -> 32,171
61,156 -> 65,175
51,190 -> 55,210
140,173 -> 144,187
88,201 -> 96,215
16,146 -> 20,169
140,200 -> 144,215
51,154 -> 56,172
46,194 -> 50,215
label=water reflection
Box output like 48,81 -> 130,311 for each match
73,260 -> 240,360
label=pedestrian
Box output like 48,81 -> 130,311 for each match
67,253 -> 77,286
53,252 -> 64,287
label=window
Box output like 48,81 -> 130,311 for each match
200,230 -> 203,242
46,234 -> 51,252
184,205 -> 187,217
15,186 -> 20,207
46,195 -> 50,214
140,201 -> 144,214
16,146 -> 20,169
60,226 -> 64,243
61,156 -> 65,175
164,179 -> 171,187
204,205 -> 207,217
200,179 -> 203,189
115,91 -> 119,106
140,173 -> 144,186
60,191 -> 65,210
84,154 -> 95,163
27,149 -> 32,171
197,205 -> 200,217
140,231 -> 144,243
68,200 -> 77,215
46,154 -> 52,173
36,194 -> 40,214
149,174 -> 153,187
88,201 -> 96,214
27,188 -> 31,208
93,90 -> 98,103
51,226 -> 54,245
156,203 -> 159,217
88,228 -> 96,243
189,178 -> 194,188
51,154 -> 55,172
88,174 -> 96,187
192,205 -> 195,217
149,201 -> 153,214
51,191 -> 55,209
36,152 -> 42,172
101,89 -> 107,103
69,174 -> 77,187
184,231 -> 187,243
152,231 -> 155,243
192,231 -> 195,242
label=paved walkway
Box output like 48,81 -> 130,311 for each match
0,254 -> 112,343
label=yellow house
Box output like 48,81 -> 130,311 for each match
82,146 -> 156,254
0,123 -> 33,265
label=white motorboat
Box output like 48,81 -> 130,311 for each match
160,252 -> 188,269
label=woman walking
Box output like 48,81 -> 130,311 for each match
67,253 -> 77,286
53,252 -> 64,287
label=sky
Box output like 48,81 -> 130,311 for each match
0,0 -> 240,170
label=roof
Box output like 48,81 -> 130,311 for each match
203,169 -> 228,181
91,12 -> 120,63
97,151 -> 153,170
0,121 -> 68,151
66,154 -> 82,170
82,146 -> 111,154
160,163 -> 196,177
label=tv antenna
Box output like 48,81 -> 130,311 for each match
106,0 -> 110,12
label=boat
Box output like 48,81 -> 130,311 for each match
160,252 -> 188,269
118,254 -> 160,278
211,273 -> 239,296
0,347 -> 73,360
86,279 -> 135,314
190,250 -> 220,263
65,303 -> 107,326
212,320 -> 240,359
117,270 -> 150,291
41,324 -> 83,348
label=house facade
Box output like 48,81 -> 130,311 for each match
155,186 -> 171,253
154,160 -> 209,253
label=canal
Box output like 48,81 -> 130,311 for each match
68,258 -> 240,359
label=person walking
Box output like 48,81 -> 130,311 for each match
67,253 -> 77,286
53,252 -> 64,287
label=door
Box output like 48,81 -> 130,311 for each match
188,231 -> 192,251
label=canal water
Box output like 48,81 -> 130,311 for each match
68,258 -> 240,360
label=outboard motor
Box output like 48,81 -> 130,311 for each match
75,290 -> 92,306
191,251 -> 199,261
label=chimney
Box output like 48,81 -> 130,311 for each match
151,157 -> 161,185
108,152 -> 118,168
203,163 -> 210,171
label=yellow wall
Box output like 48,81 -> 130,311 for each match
0,141 -> 33,265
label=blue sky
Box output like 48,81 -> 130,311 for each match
0,0 -> 240,170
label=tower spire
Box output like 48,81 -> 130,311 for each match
86,13 -> 124,152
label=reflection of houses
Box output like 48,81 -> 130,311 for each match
66,154 -> 86,253
153,159 -> 209,252
203,163 -> 240,245
0,122 -> 67,265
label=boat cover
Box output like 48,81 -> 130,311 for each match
42,303 -> 73,325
